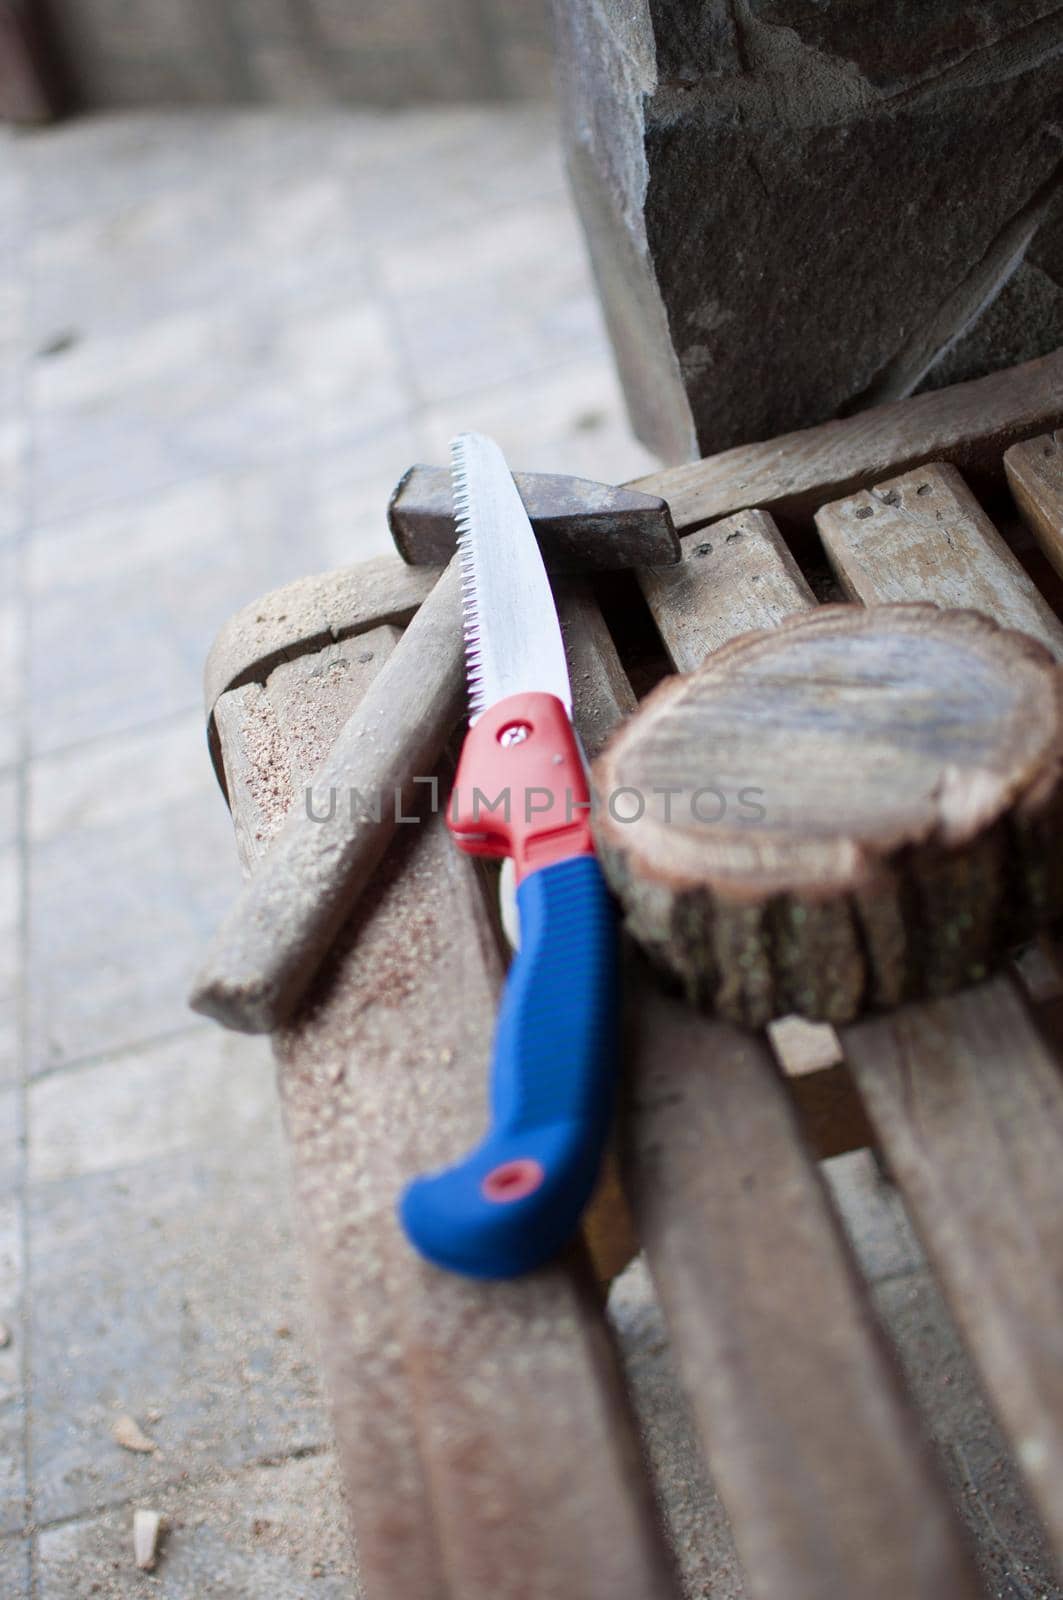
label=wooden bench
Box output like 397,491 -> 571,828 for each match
205,349 -> 1063,1599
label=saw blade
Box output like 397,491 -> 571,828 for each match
450,431 -> 572,723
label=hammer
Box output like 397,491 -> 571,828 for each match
190,463 -> 678,1034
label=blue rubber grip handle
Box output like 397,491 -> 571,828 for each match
399,855 -> 619,1278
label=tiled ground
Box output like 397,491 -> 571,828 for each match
0,106 -> 1057,1598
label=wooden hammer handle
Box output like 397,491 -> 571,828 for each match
190,557 -> 464,1033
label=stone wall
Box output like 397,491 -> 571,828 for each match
43,0 -> 552,108
555,0 -> 1063,462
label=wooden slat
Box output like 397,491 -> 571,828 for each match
635,348 -> 1063,533
639,509 -> 814,672
556,578 -> 637,759
634,503 -> 868,1144
556,580 -> 640,1284
814,462 -> 1063,659
569,572 -> 981,1595
205,554 -> 439,790
842,978 -> 1063,1560
623,978 -> 983,1600
216,632 -> 679,1599
816,463 -> 1063,1562
1005,428 -> 1063,579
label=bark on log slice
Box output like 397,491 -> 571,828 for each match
592,603 -> 1063,1028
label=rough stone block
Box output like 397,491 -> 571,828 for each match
555,0 -> 1063,461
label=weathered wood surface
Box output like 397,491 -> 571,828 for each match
595,604 -> 1063,1026
212,627 -> 402,876
1005,428 -> 1063,579
214,616 -> 679,1600
554,579 -> 640,1284
556,592 -> 981,1598
193,562 -> 466,1035
815,463 -> 1063,659
815,464 -> 1063,932
204,554 -> 439,785
555,579 -> 638,760
842,978 -> 1063,1564
635,349 -> 1063,533
639,509 -> 814,672
634,505 -> 858,1128
816,463 -> 1063,1561
623,976 -> 983,1600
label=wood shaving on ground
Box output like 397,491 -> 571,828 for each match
133,1509 -> 165,1571
113,1414 -> 158,1454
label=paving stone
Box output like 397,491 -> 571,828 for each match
29,308 -> 297,524
0,775 -> 21,1086
0,1190 -> 26,1536
334,105 -> 567,250
0,1535 -> 31,1598
301,417 -> 426,569
0,1089 -> 21,1197
27,715 -> 240,1070
36,1451 -> 358,1599
379,194 -> 605,404
0,417 -> 25,547
27,160 -> 371,349
28,1028 -> 327,1525
25,425 -> 417,762
29,287 -> 408,525
0,777 -> 16,850
278,296 -> 412,453
0,547 -> 23,771
21,114 -> 247,233
0,1395 -> 27,1539
0,130 -> 25,245
26,468 -> 341,755
0,277 -> 26,387
27,1025 -> 270,1186
875,1272 -> 1061,1599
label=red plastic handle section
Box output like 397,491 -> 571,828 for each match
447,693 -> 594,883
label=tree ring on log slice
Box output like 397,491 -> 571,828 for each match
592,604 -> 1063,1027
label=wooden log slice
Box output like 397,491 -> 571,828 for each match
592,603 -> 1063,1028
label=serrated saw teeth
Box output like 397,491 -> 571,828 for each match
451,436 -> 483,720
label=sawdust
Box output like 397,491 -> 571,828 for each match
238,688 -> 298,850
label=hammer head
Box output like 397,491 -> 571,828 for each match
388,465 -> 680,572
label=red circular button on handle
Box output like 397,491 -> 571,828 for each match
481,1159 -> 545,1204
